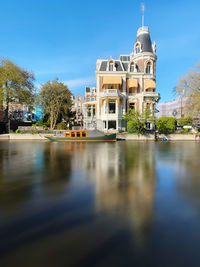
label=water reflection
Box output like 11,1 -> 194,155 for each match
1,141 -> 200,266
0,141 -> 72,213
74,142 -> 156,243
160,142 -> 200,210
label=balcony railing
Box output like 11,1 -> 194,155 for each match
128,93 -> 137,96
102,89 -> 122,97
143,92 -> 160,97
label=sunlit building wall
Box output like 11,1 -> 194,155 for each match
93,26 -> 160,133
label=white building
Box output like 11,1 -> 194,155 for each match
93,25 -> 160,132
83,87 -> 97,129
157,97 -> 188,119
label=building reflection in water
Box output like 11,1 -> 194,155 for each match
0,141 -> 72,214
78,142 -> 157,244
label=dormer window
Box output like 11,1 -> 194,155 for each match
130,63 -> 134,72
109,62 -> 114,71
146,62 -> 152,74
135,44 -> 140,54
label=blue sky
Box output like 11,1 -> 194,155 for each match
0,0 -> 199,102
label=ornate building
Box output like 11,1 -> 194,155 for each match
92,25 -> 160,132
82,87 -> 97,129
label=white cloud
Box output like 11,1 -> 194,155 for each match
63,76 -> 95,88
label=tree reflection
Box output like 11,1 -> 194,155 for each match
170,142 -> 200,210
0,142 -> 72,213
41,143 -> 72,195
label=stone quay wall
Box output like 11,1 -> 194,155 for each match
117,133 -> 200,141
0,133 -> 199,141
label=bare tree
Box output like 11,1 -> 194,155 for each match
176,62 -> 200,117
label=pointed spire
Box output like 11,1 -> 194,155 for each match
141,3 -> 145,27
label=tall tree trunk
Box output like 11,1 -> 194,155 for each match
5,96 -> 9,133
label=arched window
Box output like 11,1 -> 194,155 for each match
109,62 -> 114,71
130,63 -> 134,72
146,62 -> 151,74
135,44 -> 140,54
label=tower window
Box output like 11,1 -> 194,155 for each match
146,62 -> 151,74
130,63 -> 134,72
135,44 -> 140,54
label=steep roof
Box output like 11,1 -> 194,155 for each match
99,60 -> 123,71
137,33 -> 153,53
136,26 -> 153,53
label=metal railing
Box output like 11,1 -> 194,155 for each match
102,89 -> 122,97
143,92 -> 160,97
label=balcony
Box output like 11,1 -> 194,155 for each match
143,91 -> 159,97
102,89 -> 122,98
143,91 -> 160,101
128,93 -> 137,96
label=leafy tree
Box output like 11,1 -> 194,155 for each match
123,109 -> 155,134
157,117 -> 177,134
178,116 -> 193,127
39,79 -> 72,129
57,122 -> 67,130
175,62 -> 200,117
0,58 -> 35,131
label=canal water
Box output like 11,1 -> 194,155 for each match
0,141 -> 200,266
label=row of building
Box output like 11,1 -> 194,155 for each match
0,103 -> 42,123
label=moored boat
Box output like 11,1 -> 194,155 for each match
45,130 -> 116,142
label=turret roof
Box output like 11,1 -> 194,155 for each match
136,26 -> 153,53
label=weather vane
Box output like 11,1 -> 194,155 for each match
141,3 -> 145,27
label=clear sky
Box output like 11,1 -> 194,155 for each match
0,0 -> 200,102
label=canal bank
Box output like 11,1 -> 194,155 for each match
117,133 -> 199,141
0,133 -> 200,141
0,133 -> 46,140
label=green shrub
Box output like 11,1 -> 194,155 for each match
30,130 -> 40,134
127,121 -> 137,133
157,117 -> 177,134
127,120 -> 145,134
15,129 -> 20,133
178,116 -> 193,127
183,128 -> 190,133
34,122 -> 49,127
57,122 -> 67,130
